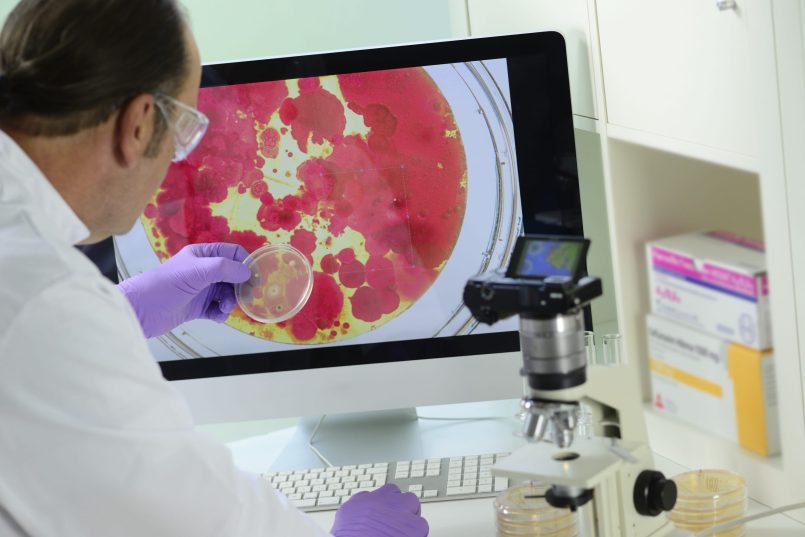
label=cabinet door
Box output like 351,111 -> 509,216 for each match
597,0 -> 755,158
467,0 -> 598,120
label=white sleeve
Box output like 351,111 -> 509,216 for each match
0,276 -> 330,537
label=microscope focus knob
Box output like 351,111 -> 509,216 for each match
633,470 -> 677,517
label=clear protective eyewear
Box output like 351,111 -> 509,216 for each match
153,93 -> 209,162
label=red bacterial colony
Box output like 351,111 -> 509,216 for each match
141,67 -> 467,344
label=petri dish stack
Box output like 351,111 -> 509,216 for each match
494,483 -> 579,537
668,470 -> 748,537
235,244 -> 314,324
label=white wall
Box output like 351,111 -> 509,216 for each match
0,1 -> 469,63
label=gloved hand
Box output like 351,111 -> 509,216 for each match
118,242 -> 251,338
331,484 -> 429,537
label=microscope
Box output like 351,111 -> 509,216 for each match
464,235 -> 677,537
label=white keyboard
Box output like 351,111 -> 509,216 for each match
262,452 -> 511,512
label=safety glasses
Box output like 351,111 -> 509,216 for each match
154,93 -> 209,162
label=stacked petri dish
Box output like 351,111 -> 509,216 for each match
668,470 -> 748,537
494,483 -> 578,537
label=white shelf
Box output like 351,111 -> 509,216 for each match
605,124 -> 758,174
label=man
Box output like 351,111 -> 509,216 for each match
0,1 -> 428,536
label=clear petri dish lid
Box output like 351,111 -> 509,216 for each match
672,470 -> 747,510
235,244 -> 313,323
494,483 -> 578,525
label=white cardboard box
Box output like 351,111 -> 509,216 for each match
646,230 -> 771,350
647,313 -> 779,456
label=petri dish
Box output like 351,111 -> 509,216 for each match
668,470 -> 747,537
494,483 -> 578,537
235,244 -> 313,323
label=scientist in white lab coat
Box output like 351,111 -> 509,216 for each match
0,0 -> 429,536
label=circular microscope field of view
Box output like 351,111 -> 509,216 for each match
141,69 -> 468,344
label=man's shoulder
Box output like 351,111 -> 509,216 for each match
0,223 -> 123,340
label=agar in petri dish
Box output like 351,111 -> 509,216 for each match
235,244 -> 313,323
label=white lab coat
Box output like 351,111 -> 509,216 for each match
0,130 -> 330,537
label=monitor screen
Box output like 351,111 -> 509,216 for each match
113,32 -> 583,381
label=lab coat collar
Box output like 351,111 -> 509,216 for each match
0,128 -> 91,245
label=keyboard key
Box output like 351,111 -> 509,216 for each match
446,485 -> 477,496
359,464 -> 373,469
296,479 -> 310,487
358,480 -> 374,488
320,471 -> 335,479
312,485 -> 327,492
318,496 -> 340,507
311,478 -> 324,486
374,463 -> 389,469
293,499 -> 316,508
344,482 -> 359,490
463,478 -> 477,487
394,470 -> 410,479
297,486 -> 311,493
374,477 -> 387,487
479,477 -> 493,485
350,468 -> 365,476
326,478 -> 341,485
426,468 -> 440,477
367,467 -> 386,475
328,483 -> 343,490
412,459 -> 426,465
408,485 -> 423,492
335,490 -> 350,497
478,484 -> 493,493
335,470 -> 350,478
278,482 -> 294,490
423,490 -> 438,498
304,473 -> 318,480
273,475 -> 288,483
343,476 -> 357,483
303,492 -> 318,500
427,458 -> 441,465
447,479 -> 461,488
343,465 -> 357,470
494,477 -> 509,492
410,469 -> 424,478
319,490 -> 334,498
287,493 -> 302,500
410,490 -> 422,498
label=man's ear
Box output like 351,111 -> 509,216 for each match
114,94 -> 156,168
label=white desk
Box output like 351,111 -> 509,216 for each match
215,401 -> 804,536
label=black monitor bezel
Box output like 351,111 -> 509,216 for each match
138,31 -> 585,381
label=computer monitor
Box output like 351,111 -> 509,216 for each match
113,32 -> 584,424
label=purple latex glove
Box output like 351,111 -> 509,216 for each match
331,484 -> 429,537
118,243 -> 251,338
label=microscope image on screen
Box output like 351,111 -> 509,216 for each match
115,59 -> 521,360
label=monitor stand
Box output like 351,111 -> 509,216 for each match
253,400 -> 525,472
